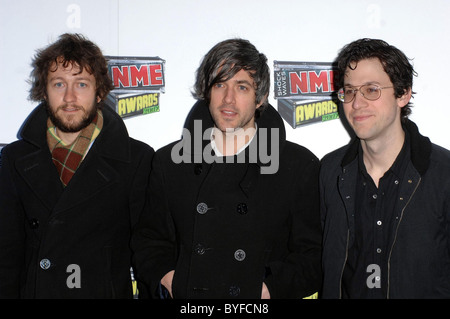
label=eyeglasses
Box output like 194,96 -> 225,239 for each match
337,84 -> 394,103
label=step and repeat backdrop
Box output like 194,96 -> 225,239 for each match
1,0 -> 449,159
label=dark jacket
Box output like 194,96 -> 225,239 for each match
320,119 -> 450,298
0,103 -> 154,298
132,100 -> 322,299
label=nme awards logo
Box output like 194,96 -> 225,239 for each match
274,61 -> 339,128
105,56 -> 165,118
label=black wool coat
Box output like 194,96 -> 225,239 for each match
132,100 -> 322,299
0,103 -> 154,298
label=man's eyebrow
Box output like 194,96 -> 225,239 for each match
48,76 -> 94,82
344,81 -> 382,87
235,80 -> 253,86
73,76 -> 95,82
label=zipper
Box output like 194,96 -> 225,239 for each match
386,177 -> 421,299
338,229 -> 350,299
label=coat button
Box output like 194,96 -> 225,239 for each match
193,287 -> 209,294
40,258 -> 51,270
194,164 -> 203,175
194,244 -> 206,255
196,202 -> 209,214
29,218 -> 39,229
236,203 -> 248,215
229,285 -> 240,297
234,249 -> 246,261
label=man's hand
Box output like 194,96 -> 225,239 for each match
161,270 -> 175,298
261,282 -> 271,299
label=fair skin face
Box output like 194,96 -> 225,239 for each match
161,70 -> 271,299
208,69 -> 264,156
343,58 -> 412,186
45,60 -> 100,145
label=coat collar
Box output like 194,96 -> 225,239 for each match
180,99 -> 287,167
341,119 -> 431,176
20,102 -> 131,163
16,103 -> 131,213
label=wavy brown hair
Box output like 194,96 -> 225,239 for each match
29,33 -> 113,102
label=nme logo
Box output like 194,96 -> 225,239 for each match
106,56 -> 166,93
111,64 -> 163,89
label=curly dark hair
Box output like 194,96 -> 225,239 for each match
334,38 -> 417,121
29,33 -> 113,102
192,38 -> 270,118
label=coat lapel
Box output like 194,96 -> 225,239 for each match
51,106 -> 130,215
15,148 -> 63,212
17,103 -> 131,216
239,163 -> 260,198
338,159 -> 358,244
52,149 -> 118,215
15,104 -> 63,211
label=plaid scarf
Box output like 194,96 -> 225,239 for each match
47,110 -> 103,187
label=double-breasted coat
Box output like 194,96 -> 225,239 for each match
0,103 -> 154,298
132,100 -> 322,299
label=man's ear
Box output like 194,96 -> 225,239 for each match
256,93 -> 268,109
398,88 -> 412,108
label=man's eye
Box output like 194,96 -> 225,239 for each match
79,82 -> 87,88
366,86 -> 379,93
344,88 -> 354,94
238,85 -> 248,91
55,82 -> 64,88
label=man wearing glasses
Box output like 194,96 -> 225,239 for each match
320,38 -> 450,298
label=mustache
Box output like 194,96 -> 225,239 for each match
57,104 -> 84,111
218,105 -> 238,112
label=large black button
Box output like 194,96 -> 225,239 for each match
193,287 -> 209,294
194,244 -> 206,255
236,203 -> 248,215
197,203 -> 209,214
40,258 -> 51,270
234,249 -> 246,261
194,164 -> 203,175
30,218 -> 39,229
229,285 -> 240,297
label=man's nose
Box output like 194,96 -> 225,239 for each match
352,89 -> 368,109
63,86 -> 76,103
223,87 -> 235,104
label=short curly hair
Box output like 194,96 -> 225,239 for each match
29,33 -> 113,102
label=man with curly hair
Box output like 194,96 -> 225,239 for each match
0,33 -> 154,298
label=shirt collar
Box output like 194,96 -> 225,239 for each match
357,129 -> 411,179
210,123 -> 258,157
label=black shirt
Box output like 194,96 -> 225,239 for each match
342,131 -> 411,298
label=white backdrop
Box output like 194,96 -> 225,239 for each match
1,0 -> 449,159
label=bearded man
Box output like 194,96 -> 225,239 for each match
0,33 -> 154,298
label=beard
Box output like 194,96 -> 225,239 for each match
45,101 -> 99,133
